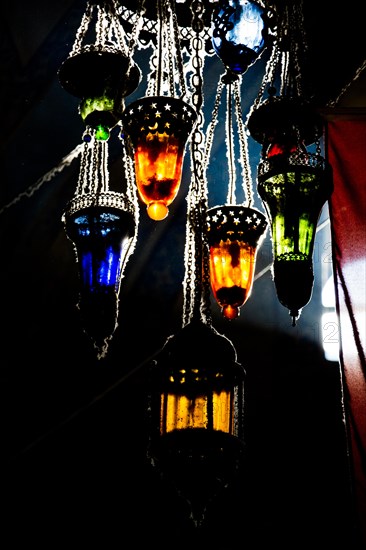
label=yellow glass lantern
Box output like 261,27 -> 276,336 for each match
148,320 -> 246,526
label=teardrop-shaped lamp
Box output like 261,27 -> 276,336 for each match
207,205 -> 267,319
62,192 -> 136,348
248,97 -> 333,324
122,96 -> 197,221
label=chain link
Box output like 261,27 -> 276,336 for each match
234,78 -> 253,206
182,0 -> 212,328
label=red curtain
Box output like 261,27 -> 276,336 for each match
326,116 -> 366,545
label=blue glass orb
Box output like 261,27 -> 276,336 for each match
211,0 -> 270,74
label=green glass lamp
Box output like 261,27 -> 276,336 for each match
248,96 -> 333,324
58,44 -> 141,141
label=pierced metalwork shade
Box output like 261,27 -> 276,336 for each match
211,0 -> 273,74
122,96 -> 197,220
58,45 -> 141,140
62,192 -> 136,350
147,320 -> 246,526
207,205 -> 267,319
248,97 -> 333,324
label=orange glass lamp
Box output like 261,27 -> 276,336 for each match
122,96 -> 196,221
207,205 -> 267,319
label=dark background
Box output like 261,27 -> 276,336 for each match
1,1 -> 365,546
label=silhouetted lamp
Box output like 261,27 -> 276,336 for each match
58,0 -> 141,355
59,45 -> 141,141
247,1 -> 334,324
122,96 -> 196,221
58,0 -> 141,141
248,96 -> 333,324
148,320 -> 246,526
211,0 -> 274,75
63,191 -> 136,353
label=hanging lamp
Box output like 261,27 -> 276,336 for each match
211,0 -> 275,75
205,71 -> 267,320
247,1 -> 333,325
63,186 -> 136,354
58,0 -> 141,141
121,0 -> 197,221
59,0 -> 142,356
147,4 -> 246,528
148,319 -> 246,527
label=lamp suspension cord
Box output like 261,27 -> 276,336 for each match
202,77 -> 225,173
182,0 -> 211,327
69,0 -> 93,56
233,77 -> 253,207
226,80 -> 236,205
155,0 -> 164,96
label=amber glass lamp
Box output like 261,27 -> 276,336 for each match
148,320 -> 246,526
122,96 -> 196,221
207,205 -> 267,319
248,96 -> 333,324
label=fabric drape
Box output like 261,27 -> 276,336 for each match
326,116 -> 366,545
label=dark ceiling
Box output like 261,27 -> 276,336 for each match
1,1 -> 365,546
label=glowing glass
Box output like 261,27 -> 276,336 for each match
211,0 -> 271,74
258,158 -> 333,322
207,205 -> 267,319
122,96 -> 196,221
64,201 -> 135,343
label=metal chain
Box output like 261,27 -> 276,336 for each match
165,2 -> 176,97
170,0 -> 187,98
70,1 -> 93,56
95,5 -> 106,47
125,0 -> 146,57
0,144 -> 83,216
76,140 -> 90,196
119,125 -> 140,227
249,40 -> 279,114
226,81 -> 236,204
234,78 -> 253,206
182,0 -> 211,327
202,77 -> 224,172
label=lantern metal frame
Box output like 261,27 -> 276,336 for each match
59,0 -> 143,356
247,0 -> 334,325
204,70 -> 268,319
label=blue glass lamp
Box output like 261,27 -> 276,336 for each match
211,0 -> 275,74
63,192 -> 136,349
